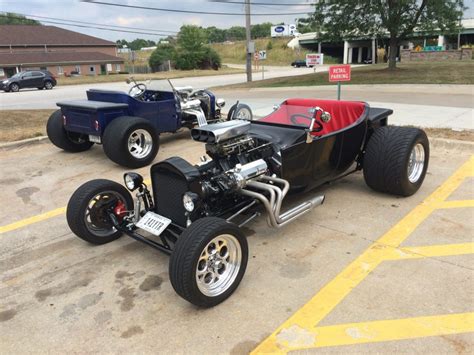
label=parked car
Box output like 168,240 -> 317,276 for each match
46,78 -> 252,168
66,98 -> 429,307
291,60 -> 312,68
1,70 -> 57,92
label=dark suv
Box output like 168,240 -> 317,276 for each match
1,70 -> 57,92
291,59 -> 312,68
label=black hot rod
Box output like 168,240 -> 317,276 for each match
66,98 -> 429,307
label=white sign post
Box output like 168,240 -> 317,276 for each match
258,50 -> 267,79
306,53 -> 324,72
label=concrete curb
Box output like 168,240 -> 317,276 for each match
429,137 -> 474,152
1,134 -> 472,152
0,136 -> 49,150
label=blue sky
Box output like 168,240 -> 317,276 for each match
1,0 -> 473,42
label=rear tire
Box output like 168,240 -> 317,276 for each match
102,116 -> 159,168
169,217 -> 248,307
67,179 -> 133,245
44,80 -> 53,90
363,126 -> 429,196
46,109 -> 94,152
227,103 -> 253,121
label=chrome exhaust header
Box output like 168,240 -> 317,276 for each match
239,175 -> 324,228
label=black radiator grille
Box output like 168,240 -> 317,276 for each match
152,170 -> 189,227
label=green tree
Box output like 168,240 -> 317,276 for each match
251,22 -> 273,39
205,26 -> 226,43
177,25 -> 208,52
226,26 -> 246,41
174,25 -> 221,70
0,13 -> 40,25
310,0 -> 465,69
149,44 -> 175,72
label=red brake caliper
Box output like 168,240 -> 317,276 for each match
113,200 -> 127,222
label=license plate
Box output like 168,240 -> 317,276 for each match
136,212 -> 171,236
89,135 -> 101,143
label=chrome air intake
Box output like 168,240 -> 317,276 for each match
191,120 -> 251,143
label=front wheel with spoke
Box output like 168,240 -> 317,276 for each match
169,217 -> 248,307
103,116 -> 159,168
67,179 -> 133,244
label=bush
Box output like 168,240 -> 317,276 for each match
266,41 -> 273,50
149,44 -> 175,72
199,47 -> 222,70
174,46 -> 222,70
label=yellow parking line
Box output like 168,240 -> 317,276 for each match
279,313 -> 474,351
390,243 -> 474,260
253,156 -> 474,354
0,207 -> 66,235
0,178 -> 152,235
436,200 -> 474,209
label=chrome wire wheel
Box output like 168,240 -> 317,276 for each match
407,143 -> 425,183
45,81 -> 53,89
196,234 -> 242,297
127,129 -> 153,159
84,190 -> 125,237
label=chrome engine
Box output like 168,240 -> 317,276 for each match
186,119 -> 325,228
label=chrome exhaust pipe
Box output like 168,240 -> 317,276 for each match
240,176 -> 324,228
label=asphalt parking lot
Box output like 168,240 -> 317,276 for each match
1,130 -> 473,353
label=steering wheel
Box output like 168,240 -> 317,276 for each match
128,83 -> 147,99
290,114 -> 324,132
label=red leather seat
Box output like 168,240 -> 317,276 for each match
261,98 -> 366,136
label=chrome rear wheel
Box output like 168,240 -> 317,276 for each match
127,129 -> 153,159
408,143 -> 425,183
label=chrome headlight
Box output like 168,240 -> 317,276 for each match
2,80 -> 8,84
183,192 -> 199,212
216,98 -> 225,108
124,172 -> 143,191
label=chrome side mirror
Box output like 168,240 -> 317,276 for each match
125,78 -> 131,84
273,104 -> 280,111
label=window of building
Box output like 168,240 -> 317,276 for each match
116,64 -> 121,72
40,67 -> 47,70
75,65 -> 81,74
90,66 -> 95,73
57,66 -> 64,75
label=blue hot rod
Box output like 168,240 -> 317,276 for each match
46,78 -> 252,168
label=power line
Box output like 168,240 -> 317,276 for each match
1,14 -> 174,36
80,0 -> 310,16
209,1 -> 316,6
6,13 -> 177,34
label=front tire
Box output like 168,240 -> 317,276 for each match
46,110 -> 94,152
9,83 -> 19,92
67,179 -> 133,245
169,217 -> 248,307
363,126 -> 429,196
102,116 -> 159,168
227,103 -> 253,121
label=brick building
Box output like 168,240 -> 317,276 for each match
0,25 -> 124,77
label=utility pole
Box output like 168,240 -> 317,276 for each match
245,0 -> 252,82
